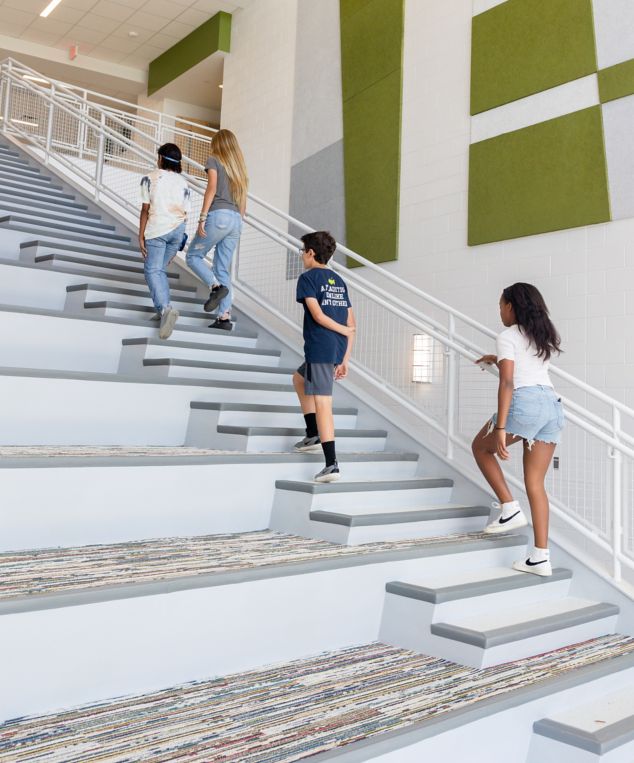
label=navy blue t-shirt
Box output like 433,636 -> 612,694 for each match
296,268 -> 351,364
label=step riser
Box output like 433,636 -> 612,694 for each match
1,457 -> 418,552
67,289 -> 203,316
0,189 -> 85,209
0,376 -> 297,445
527,735 -> 604,763
143,363 -> 296,385
119,345 -> 278,374
39,256 -> 170,280
3,219 -> 129,244
20,236 -> 136,259
91,306 -> 210,325
0,544 -> 524,722
0,204 -> 113,231
272,485 -> 454,513
225,410 -> 357,428
237,434 -> 387,453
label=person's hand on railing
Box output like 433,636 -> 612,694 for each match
475,354 -> 497,368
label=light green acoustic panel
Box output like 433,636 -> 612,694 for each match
598,58 -> 634,103
340,0 -> 404,265
148,12 -> 231,96
468,106 -> 610,246
471,0 -> 597,115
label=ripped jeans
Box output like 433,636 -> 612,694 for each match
186,209 -> 242,318
487,385 -> 564,449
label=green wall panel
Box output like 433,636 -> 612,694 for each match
598,58 -> 634,103
468,106 -> 610,245
148,12 -> 231,96
340,0 -> 403,265
471,0 -> 597,115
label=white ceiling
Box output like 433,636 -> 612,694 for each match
0,0 -> 247,68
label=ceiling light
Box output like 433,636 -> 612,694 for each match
128,31 -> 139,37
219,84 -> 223,89
40,0 -> 63,18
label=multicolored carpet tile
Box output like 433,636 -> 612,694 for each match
0,530 -> 506,601
2,635 -> 634,762
0,446 -> 239,458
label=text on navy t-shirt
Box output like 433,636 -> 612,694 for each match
296,268 -> 351,364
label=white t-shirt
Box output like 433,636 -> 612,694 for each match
140,169 -> 191,240
496,324 -> 553,389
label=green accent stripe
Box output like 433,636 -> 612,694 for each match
340,0 -> 403,265
468,106 -> 611,245
598,58 -> 634,103
471,0 -> 597,115
148,12 -> 231,96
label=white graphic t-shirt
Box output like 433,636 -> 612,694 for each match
140,169 -> 191,240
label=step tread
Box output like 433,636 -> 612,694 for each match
218,425 -> 387,437
0,201 -> 101,222
191,401 -> 357,414
311,504 -> 489,527
125,337 -> 279,356
275,477 -> 454,494
144,358 -> 293,373
35,254 -> 179,279
387,566 -> 573,603
431,597 -> 620,648
70,283 -> 201,304
0,190 -> 87,209
1,214 -> 127,240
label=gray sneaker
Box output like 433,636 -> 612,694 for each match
314,462 -> 340,483
159,307 -> 179,339
294,435 -> 321,452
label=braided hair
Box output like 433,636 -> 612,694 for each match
502,283 -> 561,361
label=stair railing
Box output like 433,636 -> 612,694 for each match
1,57 -> 633,592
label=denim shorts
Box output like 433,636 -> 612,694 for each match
297,362 -> 335,396
489,385 -> 564,447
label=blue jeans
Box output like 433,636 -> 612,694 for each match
186,209 -> 242,317
144,222 -> 186,313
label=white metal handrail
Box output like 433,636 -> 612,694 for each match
1,58 -> 632,590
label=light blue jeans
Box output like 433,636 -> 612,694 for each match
186,209 -> 242,317
143,222 -> 186,313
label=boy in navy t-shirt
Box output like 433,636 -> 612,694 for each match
293,231 -> 355,482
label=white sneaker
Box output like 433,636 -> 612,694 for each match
513,557 -> 552,577
159,307 -> 179,339
483,501 -> 528,534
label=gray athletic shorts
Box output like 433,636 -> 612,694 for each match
296,362 -> 335,396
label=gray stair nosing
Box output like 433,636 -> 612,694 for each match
124,337 -> 278,356
190,402 -> 357,414
275,478 -> 454,494
219,425 -> 386,437
22,235 -> 138,254
311,505 -> 490,527
0,188 -> 85,207
89,300 -> 209,316
533,715 -> 634,755
0,181 -> 73,199
144,358 -> 297,375
386,567 -> 573,603
2,216 -> 129,242
430,602 -> 621,648
70,284 -> 201,305
0,533 -> 527,617
36,254 -> 179,279
0,202 -> 101,222
0,169 -> 55,183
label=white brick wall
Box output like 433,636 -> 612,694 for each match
389,0 -> 634,408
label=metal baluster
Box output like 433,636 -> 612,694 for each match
94,110 -> 106,201
445,314 -> 457,460
610,407 -> 623,581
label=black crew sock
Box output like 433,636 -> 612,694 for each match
304,413 -> 318,438
321,440 -> 337,467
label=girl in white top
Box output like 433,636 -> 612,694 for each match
472,283 -> 564,577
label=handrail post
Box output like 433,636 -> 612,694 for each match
94,110 -> 106,202
446,314 -> 457,460
77,89 -> 87,160
44,82 -> 55,162
611,406 -> 623,581
1,60 -> 12,134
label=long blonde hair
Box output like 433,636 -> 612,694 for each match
211,129 -> 248,211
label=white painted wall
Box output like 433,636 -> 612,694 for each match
220,0 -> 298,211
392,0 -> 634,407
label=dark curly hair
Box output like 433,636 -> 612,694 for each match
301,230 -> 337,265
502,282 -> 561,361
157,142 -> 182,173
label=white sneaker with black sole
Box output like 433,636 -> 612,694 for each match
314,462 -> 340,483
483,501 -> 528,534
294,435 -> 321,452
513,557 -> 553,577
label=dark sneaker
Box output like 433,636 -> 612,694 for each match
204,284 -> 229,313
159,307 -> 179,339
294,435 -> 321,452
314,462 -> 340,483
209,318 -> 232,331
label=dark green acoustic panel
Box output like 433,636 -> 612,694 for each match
340,0 -> 404,265
468,106 -> 610,245
148,12 -> 231,96
598,58 -> 634,103
471,0 -> 597,115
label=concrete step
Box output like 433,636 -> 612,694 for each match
1,450 -> 420,551
142,357 -> 296,384
213,425 -> 388,453
0,175 -> 66,196
0,197 -> 101,224
67,283 -> 204,314
428,596 -> 619,668
0,155 -> 39,171
0,166 -> 55,183
270,478 -> 455,542
84,300 -> 218,328
0,367 -> 298,445
0,214 -> 128,243
35,253 -> 174,280
0,145 -> 21,158
307,503 -> 491,544
120,337 -> 280,373
530,686 -> 634,761
0,186 -> 87,209
188,401 -> 358,431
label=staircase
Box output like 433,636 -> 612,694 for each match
0,137 -> 633,762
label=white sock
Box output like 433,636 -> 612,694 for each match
530,546 -> 550,562
501,500 -> 521,519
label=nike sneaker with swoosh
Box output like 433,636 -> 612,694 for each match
483,501 -> 528,534
512,557 -> 552,577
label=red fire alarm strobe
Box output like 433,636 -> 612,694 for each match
69,44 -> 79,60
